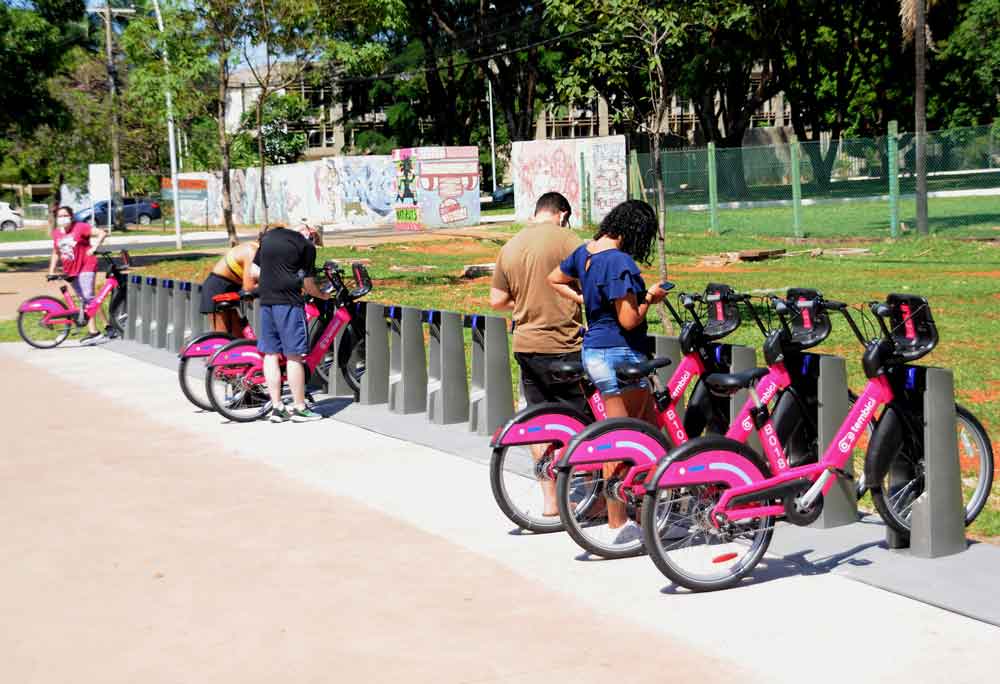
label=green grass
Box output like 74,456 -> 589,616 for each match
667,194 -> 1000,238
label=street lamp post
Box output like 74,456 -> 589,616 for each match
150,0 -> 184,249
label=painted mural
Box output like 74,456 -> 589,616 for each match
511,135 -> 626,227
327,156 -> 395,227
393,146 -> 480,230
171,146 -> 479,230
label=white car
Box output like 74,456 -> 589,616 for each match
0,202 -> 23,231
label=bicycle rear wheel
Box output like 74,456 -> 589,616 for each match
205,358 -> 272,422
178,355 -> 215,411
871,404 -> 994,531
641,483 -> 774,592
490,445 -> 599,533
17,297 -> 71,349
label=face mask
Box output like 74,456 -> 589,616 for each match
57,217 -> 71,227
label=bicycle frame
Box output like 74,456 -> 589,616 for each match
179,300 -> 320,360
21,271 -> 121,327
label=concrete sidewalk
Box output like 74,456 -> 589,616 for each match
3,343 -> 999,682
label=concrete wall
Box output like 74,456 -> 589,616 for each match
392,146 -> 481,230
511,135 -> 626,228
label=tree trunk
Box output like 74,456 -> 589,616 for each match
914,0 -> 929,235
217,57 -> 237,246
650,128 -> 673,335
257,94 -> 269,228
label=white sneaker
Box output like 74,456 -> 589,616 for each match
610,520 -> 643,546
80,333 -> 103,346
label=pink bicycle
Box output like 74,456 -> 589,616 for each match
490,283 -> 746,542
17,250 -> 130,348
177,292 -> 328,412
601,293 -> 942,591
203,261 -> 371,422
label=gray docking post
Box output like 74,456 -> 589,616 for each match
359,302 -> 389,405
139,276 -> 156,345
727,344 -> 758,427
188,282 -> 205,336
468,315 -> 515,436
811,354 -> 857,528
426,311 -> 469,425
171,281 -> 191,352
154,279 -> 172,349
388,306 -> 428,414
125,274 -> 141,341
906,367 -> 967,558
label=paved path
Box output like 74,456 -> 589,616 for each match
0,216 -> 517,258
2,343 -> 998,683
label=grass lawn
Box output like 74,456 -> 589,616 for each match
7,226 -> 999,537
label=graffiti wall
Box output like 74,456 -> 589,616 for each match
511,135 -> 626,227
171,146 -> 479,230
393,146 -> 480,230
327,156 -> 395,227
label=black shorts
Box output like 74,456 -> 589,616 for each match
199,273 -> 241,314
514,351 -> 588,414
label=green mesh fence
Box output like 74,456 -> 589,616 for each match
632,123 -> 1000,238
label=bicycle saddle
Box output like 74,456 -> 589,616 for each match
549,360 -> 586,383
615,357 -> 672,383
704,367 -> 769,395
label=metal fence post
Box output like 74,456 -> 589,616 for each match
125,274 -> 141,341
628,149 -> 642,200
790,136 -> 804,238
139,276 -> 156,346
155,279 -> 172,349
811,354 -> 856,528
707,142 -> 720,234
909,367 -> 967,558
188,282 -> 205,337
888,120 -> 900,239
388,306 -> 428,414
728,344 -> 759,450
359,302 -> 389,405
170,280 -> 189,352
426,311 -> 469,425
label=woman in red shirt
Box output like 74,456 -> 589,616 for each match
47,206 -> 108,344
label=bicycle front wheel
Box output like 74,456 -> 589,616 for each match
17,297 -> 71,349
205,360 -> 272,422
871,404 -> 994,531
337,325 -> 366,393
641,483 -> 774,592
556,463 -> 649,559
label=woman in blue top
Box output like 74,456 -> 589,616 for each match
547,200 -> 668,540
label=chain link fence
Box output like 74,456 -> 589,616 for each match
634,123 -> 1000,238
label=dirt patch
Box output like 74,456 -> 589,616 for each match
406,240 -> 496,257
953,270 -> 1000,278
962,381 -> 1000,405
672,263 -> 749,274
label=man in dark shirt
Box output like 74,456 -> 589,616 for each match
253,224 -> 330,422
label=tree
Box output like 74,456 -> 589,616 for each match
547,0 -> 710,330
241,0 -> 325,226
230,94 -> 311,166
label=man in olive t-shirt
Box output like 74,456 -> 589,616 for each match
489,191 -> 584,517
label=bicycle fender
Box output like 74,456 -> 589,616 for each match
207,339 -> 262,368
18,297 -> 67,315
179,332 -> 236,359
491,403 -> 591,449
863,404 -> 904,492
558,418 -> 669,470
643,436 -> 771,498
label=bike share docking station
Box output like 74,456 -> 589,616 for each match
883,365 -> 967,558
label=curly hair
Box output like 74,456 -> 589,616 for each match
593,200 -> 658,264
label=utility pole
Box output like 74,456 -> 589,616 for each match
91,5 -> 135,233
487,78 -> 497,194
150,0 -> 183,249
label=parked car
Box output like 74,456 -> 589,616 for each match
75,197 -> 162,226
0,202 -> 23,231
490,185 -> 514,207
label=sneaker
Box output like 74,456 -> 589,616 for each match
104,326 -> 120,340
290,407 -> 323,423
79,332 -> 102,346
610,520 -> 643,546
269,405 -> 291,423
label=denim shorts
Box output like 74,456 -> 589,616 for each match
582,346 -> 650,397
257,304 -> 309,356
